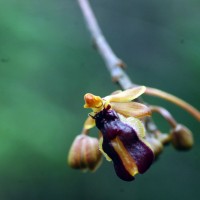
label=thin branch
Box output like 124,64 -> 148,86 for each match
78,0 -> 136,90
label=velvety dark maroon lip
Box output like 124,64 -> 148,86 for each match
102,136 -> 135,181
94,108 -> 154,181
118,134 -> 154,174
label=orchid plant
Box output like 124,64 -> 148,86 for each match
67,0 -> 200,182
68,86 -> 199,181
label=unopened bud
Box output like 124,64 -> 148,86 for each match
170,124 -> 194,150
68,135 -> 102,171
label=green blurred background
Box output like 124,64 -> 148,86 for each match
0,0 -> 200,199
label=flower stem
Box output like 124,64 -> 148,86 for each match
145,87 -> 200,121
150,106 -> 177,128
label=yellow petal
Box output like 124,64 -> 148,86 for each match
105,86 -> 146,103
118,113 -> 146,138
111,102 -> 151,118
111,137 -> 138,176
99,136 -> 112,161
84,116 -> 95,130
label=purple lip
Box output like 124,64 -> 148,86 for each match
94,108 -> 154,181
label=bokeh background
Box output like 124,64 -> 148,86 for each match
0,0 -> 200,199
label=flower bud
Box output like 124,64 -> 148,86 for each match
170,124 -> 194,150
68,135 -> 102,171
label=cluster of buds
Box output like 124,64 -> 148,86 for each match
68,86 -> 199,181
